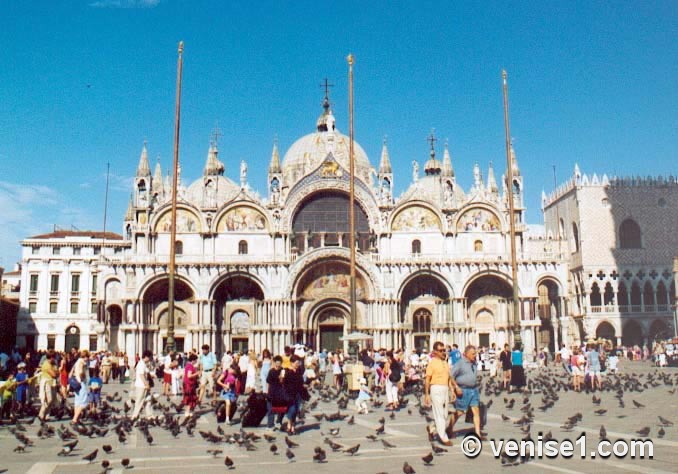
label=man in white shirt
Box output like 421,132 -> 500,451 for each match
131,350 -> 154,421
221,351 -> 233,371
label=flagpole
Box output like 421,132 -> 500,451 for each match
347,53 -> 358,355
502,69 -> 522,349
166,41 -> 184,354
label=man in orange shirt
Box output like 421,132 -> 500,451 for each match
424,341 -> 456,446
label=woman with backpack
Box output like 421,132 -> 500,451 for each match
384,351 -> 401,410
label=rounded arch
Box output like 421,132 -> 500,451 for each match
210,273 -> 265,301
397,270 -> 453,301
535,275 -> 563,295
106,304 -> 123,326
390,201 -> 443,232
286,248 -> 378,300
595,321 -> 616,341
649,319 -> 670,341
280,179 -> 379,234
139,274 -> 198,303
462,271 -> 515,303
151,203 -> 204,234
622,320 -> 643,347
454,204 -> 502,233
571,222 -> 580,252
619,218 -> 642,248
103,277 -> 123,301
64,324 -> 81,352
212,202 -> 271,234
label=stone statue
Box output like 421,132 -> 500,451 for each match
240,160 -> 248,188
412,160 -> 419,183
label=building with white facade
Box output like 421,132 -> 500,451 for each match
18,94 -> 674,356
543,168 -> 677,346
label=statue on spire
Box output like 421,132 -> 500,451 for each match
240,160 -> 248,189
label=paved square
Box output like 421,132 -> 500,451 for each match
1,361 -> 676,474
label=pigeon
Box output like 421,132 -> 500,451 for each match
403,461 -> 416,474
101,459 -> 110,470
658,416 -> 673,427
329,427 -> 340,437
313,447 -> 327,463
347,415 -> 355,425
270,444 -> 278,455
121,458 -> 130,469
382,439 -> 397,449
366,434 -> 378,441
225,456 -> 234,469
206,449 -> 223,458
13,446 -> 26,453
658,427 -> 666,438
599,425 -> 607,439
422,452 -> 434,465
286,448 -> 296,462
285,436 -> 299,448
594,409 -> 607,416
102,444 -> 113,454
501,414 -> 511,421
431,443 -> 448,454
636,427 -> 650,437
632,400 -> 645,409
344,444 -> 360,455
83,449 -> 98,463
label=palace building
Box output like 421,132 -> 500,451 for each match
15,95 -> 676,356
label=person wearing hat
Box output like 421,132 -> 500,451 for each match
15,362 -> 29,414
355,377 -> 372,414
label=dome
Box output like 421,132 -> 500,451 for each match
282,110 -> 373,188
186,175 -> 240,208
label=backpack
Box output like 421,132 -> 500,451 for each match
388,362 -> 401,383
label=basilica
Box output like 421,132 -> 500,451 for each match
16,94 -> 676,357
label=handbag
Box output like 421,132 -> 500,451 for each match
68,376 -> 82,393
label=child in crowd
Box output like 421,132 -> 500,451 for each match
0,373 -> 17,420
15,363 -> 30,414
607,352 -> 619,374
88,368 -> 103,414
355,377 -> 372,414
217,367 -> 237,425
170,360 -> 182,396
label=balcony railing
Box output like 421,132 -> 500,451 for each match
591,304 -> 672,314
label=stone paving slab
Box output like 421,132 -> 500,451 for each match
1,361 -> 676,474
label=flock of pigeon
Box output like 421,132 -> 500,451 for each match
1,364 -> 676,473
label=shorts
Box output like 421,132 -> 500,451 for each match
220,390 -> 236,402
589,369 -> 601,377
572,366 -> 584,377
200,370 -> 215,387
88,392 -> 101,405
163,373 -> 172,384
455,387 -> 480,413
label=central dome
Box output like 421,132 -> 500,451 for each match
282,108 -> 373,188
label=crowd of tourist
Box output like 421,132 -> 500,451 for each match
0,338 -> 673,442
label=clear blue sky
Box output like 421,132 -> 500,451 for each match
1,1 -> 676,266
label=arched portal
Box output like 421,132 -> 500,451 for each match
212,275 -> 264,355
649,319 -> 669,341
537,279 -> 560,352
464,275 -> 513,348
65,324 -> 81,352
399,273 -> 450,350
315,306 -> 348,353
412,308 -> 432,351
622,320 -> 643,347
142,278 -> 195,353
106,305 -> 123,352
596,321 -> 616,341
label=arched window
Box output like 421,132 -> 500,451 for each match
630,282 -> 641,306
174,240 -> 183,255
474,240 -> 483,252
238,240 -> 248,255
411,239 -> 421,255
590,282 -> 601,307
559,218 -> 565,240
571,222 -> 580,252
656,281 -> 668,306
643,281 -> 654,310
603,282 -> 615,306
413,309 -> 431,333
619,219 -> 641,248
617,281 -> 629,310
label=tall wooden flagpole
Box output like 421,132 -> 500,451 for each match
502,69 -> 522,348
166,41 -> 184,354
347,54 -> 357,347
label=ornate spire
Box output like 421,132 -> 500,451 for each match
125,194 -> 134,221
441,140 -> 454,177
473,162 -> 484,189
487,161 -> 498,193
316,78 -> 336,132
152,156 -> 163,191
136,141 -> 151,177
378,136 -> 392,174
269,137 -> 281,174
203,143 -> 225,176
510,142 -> 520,176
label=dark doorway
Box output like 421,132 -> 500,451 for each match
65,326 -> 80,352
162,337 -> 185,353
479,333 -> 490,348
232,337 -> 248,354
320,325 -> 343,353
